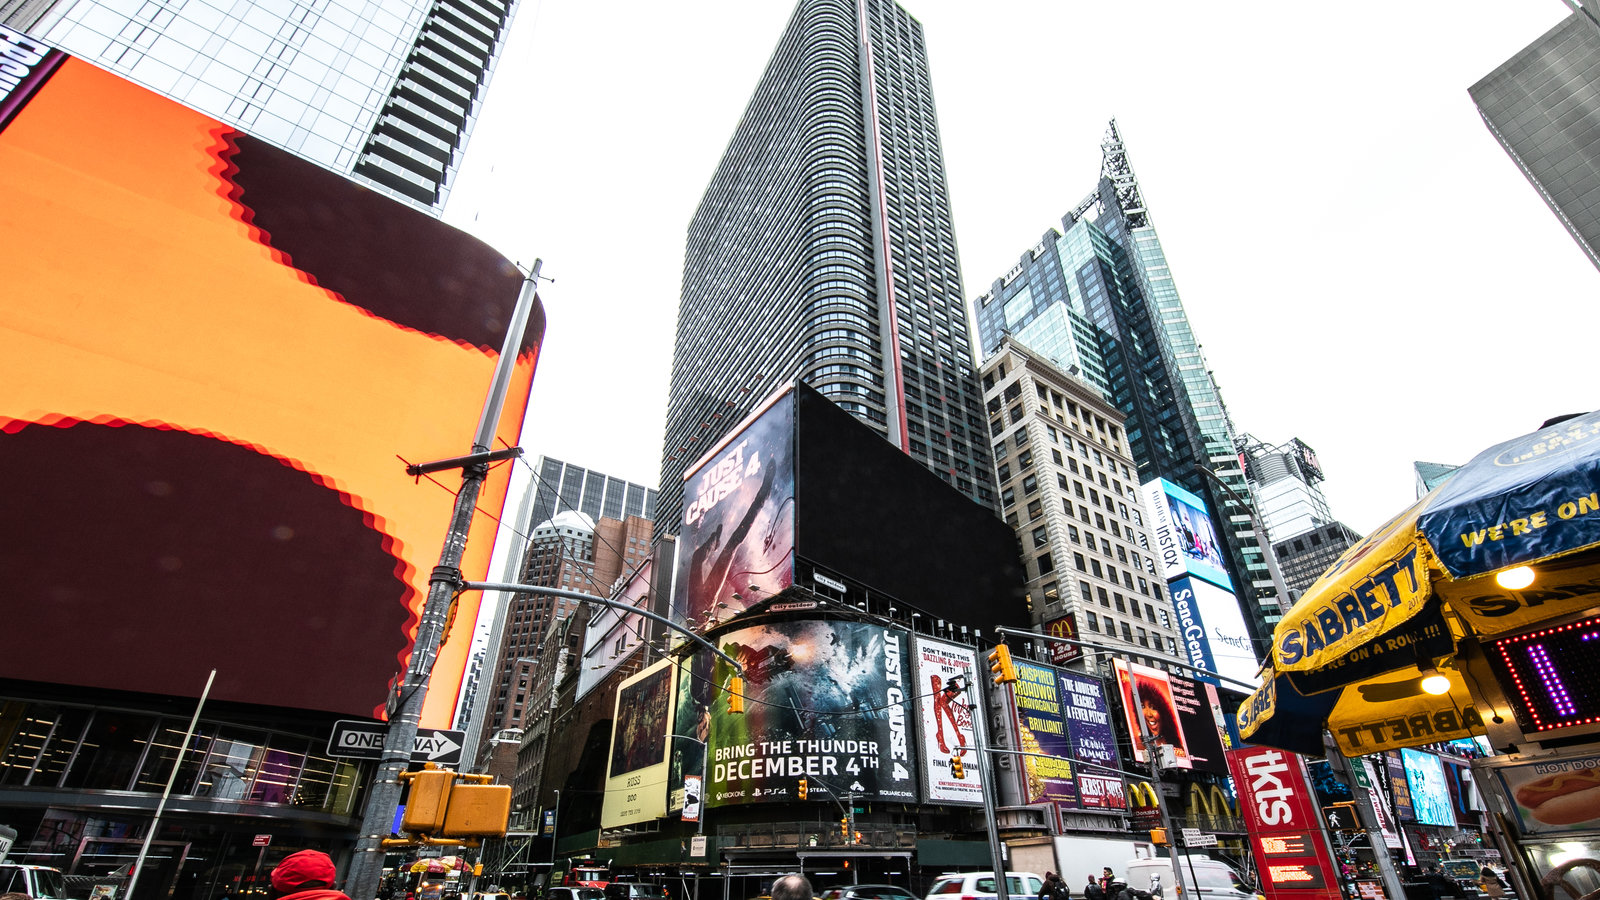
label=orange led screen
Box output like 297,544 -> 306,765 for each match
0,51 -> 544,724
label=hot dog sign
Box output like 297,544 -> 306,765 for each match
1493,753 -> 1600,834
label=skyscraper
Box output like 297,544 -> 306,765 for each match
1237,434 -> 1333,544
1471,11 -> 1600,273
659,0 -> 996,529
972,122 -> 1284,639
13,0 -> 518,209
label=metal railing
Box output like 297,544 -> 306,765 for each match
718,821 -> 917,851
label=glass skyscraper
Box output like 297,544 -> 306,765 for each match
1471,11 -> 1600,274
10,0 -> 517,209
659,0 -> 996,530
972,121 -> 1284,638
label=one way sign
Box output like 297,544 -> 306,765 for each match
327,720 -> 465,766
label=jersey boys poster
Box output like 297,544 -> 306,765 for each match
913,637 -> 982,804
702,620 -> 916,807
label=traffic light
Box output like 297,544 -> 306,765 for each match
1150,828 -> 1168,845
442,782 -> 512,837
728,676 -> 745,714
400,765 -> 455,833
798,778 -> 808,800
840,817 -> 850,840
397,764 -> 512,838
951,756 -> 965,780
988,644 -> 1018,684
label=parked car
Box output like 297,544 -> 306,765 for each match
924,872 -> 1046,900
819,886 -> 918,900
0,864 -> 70,900
605,884 -> 667,900
548,889 -> 605,900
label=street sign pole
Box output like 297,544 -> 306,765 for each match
345,265 -> 542,900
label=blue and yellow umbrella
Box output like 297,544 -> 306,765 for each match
1241,410 -> 1600,757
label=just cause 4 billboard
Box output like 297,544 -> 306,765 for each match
0,32 -> 541,723
671,620 -> 918,808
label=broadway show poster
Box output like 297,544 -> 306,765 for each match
673,389 -> 796,634
602,659 -> 676,828
1060,669 -> 1125,810
1009,661 -> 1079,808
912,637 -> 982,805
1169,675 -> 1229,774
1114,659 -> 1191,768
701,620 -> 916,807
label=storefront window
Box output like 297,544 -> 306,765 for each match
295,753 -> 363,816
249,736 -> 309,804
61,710 -> 157,790
132,720 -> 217,795
195,728 -> 265,800
0,702 -> 87,786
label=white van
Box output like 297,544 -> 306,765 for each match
1122,857 -> 1258,900
0,863 -> 71,900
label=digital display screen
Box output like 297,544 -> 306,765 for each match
1487,614 -> 1600,734
1400,748 -> 1459,827
1259,834 -> 1313,856
1265,865 -> 1328,891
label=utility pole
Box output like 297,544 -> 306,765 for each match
970,673 -> 1009,900
345,262 -> 543,900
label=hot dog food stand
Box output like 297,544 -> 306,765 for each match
1238,411 -> 1600,900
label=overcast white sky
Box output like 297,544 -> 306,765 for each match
443,0 -> 1599,539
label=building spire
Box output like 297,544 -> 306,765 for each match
1100,118 -> 1149,228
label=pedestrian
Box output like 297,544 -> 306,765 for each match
1084,876 -> 1105,900
270,850 -> 352,900
1478,868 -> 1505,900
1100,869 -> 1116,897
771,875 -> 814,900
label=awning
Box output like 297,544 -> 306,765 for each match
1243,411 -> 1600,756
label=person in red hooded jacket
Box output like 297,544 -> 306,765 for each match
271,850 -> 352,900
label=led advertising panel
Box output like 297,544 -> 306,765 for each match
1486,613 -> 1600,736
674,390 -> 796,634
1113,659 -> 1191,768
1141,478 -> 1232,590
683,620 -> 915,808
1225,747 -> 1341,900
912,637 -> 983,805
1008,661 -> 1079,809
0,48 -> 540,722
1400,749 -> 1458,828
792,383 -> 1028,632
1169,675 -> 1229,774
602,659 -> 677,828
1059,668 -> 1125,810
1171,576 -> 1261,688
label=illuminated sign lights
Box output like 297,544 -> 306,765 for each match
1489,614 -> 1600,733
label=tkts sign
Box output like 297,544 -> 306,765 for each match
1225,747 -> 1340,900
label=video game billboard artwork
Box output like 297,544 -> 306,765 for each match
693,620 -> 917,808
674,390 -> 796,634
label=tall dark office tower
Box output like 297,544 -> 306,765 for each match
1471,11 -> 1600,273
15,0 -> 517,210
658,0 -> 996,530
972,122 -> 1284,641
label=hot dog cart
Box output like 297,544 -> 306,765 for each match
1237,411 -> 1600,900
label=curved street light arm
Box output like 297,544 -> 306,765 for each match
461,581 -> 745,677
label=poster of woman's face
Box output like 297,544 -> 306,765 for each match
1113,659 -> 1191,769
